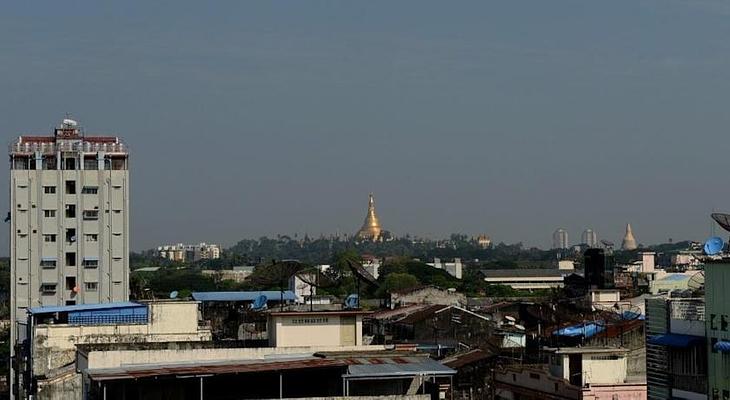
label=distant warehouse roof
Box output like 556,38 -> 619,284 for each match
480,269 -> 567,278
192,291 -> 296,302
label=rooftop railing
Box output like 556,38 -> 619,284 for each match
9,140 -> 127,155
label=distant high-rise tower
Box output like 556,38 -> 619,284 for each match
581,229 -> 598,248
356,193 -> 382,241
552,228 -> 569,249
8,119 -> 130,393
621,223 -> 638,250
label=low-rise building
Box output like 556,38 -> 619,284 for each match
157,242 -> 221,262
23,301 -> 212,399
28,301 -> 455,399
495,347 -> 647,400
645,295 -> 706,400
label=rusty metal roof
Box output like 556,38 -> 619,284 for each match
87,357 -> 347,382
441,349 -> 494,369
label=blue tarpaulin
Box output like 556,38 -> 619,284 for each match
648,333 -> 704,348
714,340 -> 730,353
553,322 -> 605,339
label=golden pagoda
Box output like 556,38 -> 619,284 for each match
356,193 -> 382,241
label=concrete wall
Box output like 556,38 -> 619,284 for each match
270,314 -> 363,347
582,355 -> 627,385
582,383 -> 647,400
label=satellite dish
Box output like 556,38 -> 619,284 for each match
251,294 -> 268,310
169,291 -> 178,299
688,271 -> 705,292
712,213 -> 730,233
345,294 -> 359,309
704,236 -> 725,255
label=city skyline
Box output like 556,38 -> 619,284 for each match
3,1 -> 729,252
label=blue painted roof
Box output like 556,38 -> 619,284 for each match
28,301 -> 145,315
192,291 -> 296,302
553,322 -> 605,338
648,333 -> 704,348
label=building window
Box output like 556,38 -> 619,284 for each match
85,234 -> 98,242
66,252 -> 76,267
82,259 -> 99,268
65,204 -> 76,218
42,156 -> 57,170
43,234 -> 56,243
40,260 -> 56,268
83,210 -> 99,220
84,158 -> 98,170
64,158 -> 77,170
529,373 -> 540,380
66,228 -> 76,243
65,180 -> 76,194
43,186 -> 56,194
85,282 -> 98,291
65,276 -> 76,290
40,283 -> 57,294
43,210 -> 56,218
82,186 -> 98,194
12,157 -> 29,170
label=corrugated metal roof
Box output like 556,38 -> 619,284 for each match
87,357 -> 347,381
442,349 -> 493,369
29,301 -> 144,315
346,357 -> 455,377
191,291 -> 296,302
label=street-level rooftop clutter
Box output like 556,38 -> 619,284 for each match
23,296 -> 458,399
77,342 -> 456,399
27,300 -> 213,399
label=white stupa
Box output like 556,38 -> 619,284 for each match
621,223 -> 638,250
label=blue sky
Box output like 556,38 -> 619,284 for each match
2,1 -> 730,250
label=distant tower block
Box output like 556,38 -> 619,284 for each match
552,228 -> 569,249
582,229 -> 598,248
621,223 -> 638,250
356,193 -> 383,241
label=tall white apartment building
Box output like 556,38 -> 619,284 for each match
552,228 -> 569,250
8,119 -> 130,383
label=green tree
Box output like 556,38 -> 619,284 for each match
378,273 -> 419,296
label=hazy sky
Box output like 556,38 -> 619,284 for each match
2,1 -> 730,251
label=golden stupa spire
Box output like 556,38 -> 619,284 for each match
356,193 -> 382,241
